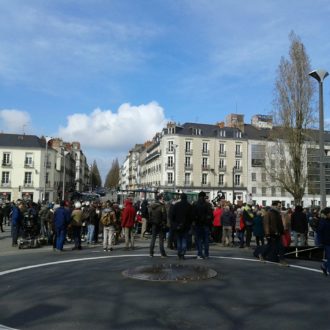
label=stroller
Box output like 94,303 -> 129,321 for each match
18,210 -> 41,249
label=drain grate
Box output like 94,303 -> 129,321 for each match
122,264 -> 217,282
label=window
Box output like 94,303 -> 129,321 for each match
202,173 -> 208,184
167,156 -> 173,167
202,142 -> 208,153
251,173 -> 256,181
251,144 -> 265,167
271,187 -> 276,196
262,187 -> 267,195
234,174 -> 240,186
184,173 -> 191,185
167,172 -> 173,183
185,141 -> 191,152
219,130 -> 226,137
24,172 -> 32,184
271,159 -> 275,169
236,130 -> 242,138
25,153 -> 33,166
202,158 -> 208,170
168,141 -> 174,152
281,188 -> 286,196
192,128 -> 202,135
185,157 -> 191,167
2,152 -> 11,165
46,172 -> 49,184
235,159 -> 240,169
262,200 -> 267,207
219,174 -> 224,185
252,187 -> 257,194
235,144 -> 241,155
219,158 -> 225,169
1,171 -> 9,184
219,143 -> 225,155
261,173 -> 266,181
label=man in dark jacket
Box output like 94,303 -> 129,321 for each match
291,205 -> 308,246
170,193 -> 193,259
262,200 -> 287,265
192,191 -> 213,259
149,193 -> 167,257
11,201 -> 24,247
140,199 -> 149,239
318,207 -> 330,276
54,200 -> 71,251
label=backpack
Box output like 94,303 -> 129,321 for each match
101,211 -> 115,226
81,208 -> 91,222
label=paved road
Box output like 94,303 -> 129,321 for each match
0,227 -> 329,330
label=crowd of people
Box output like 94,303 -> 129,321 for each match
1,192 -> 330,276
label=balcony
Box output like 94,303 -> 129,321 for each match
185,149 -> 193,155
165,164 -> 174,170
23,182 -> 34,188
202,150 -> 210,156
219,151 -> 227,157
2,161 -> 12,167
218,165 -> 227,172
24,161 -> 34,168
235,152 -> 242,158
218,182 -> 227,187
46,161 -> 52,168
184,181 -> 194,187
0,181 -> 11,188
234,166 -> 243,173
164,181 -> 174,187
201,182 -> 211,187
201,165 -> 211,171
184,164 -> 193,170
166,148 -> 175,154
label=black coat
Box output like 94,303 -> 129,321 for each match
170,200 -> 192,232
291,211 -> 308,233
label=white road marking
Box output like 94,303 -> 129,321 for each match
0,254 -> 323,277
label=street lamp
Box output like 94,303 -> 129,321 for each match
43,136 -> 52,202
62,150 -> 70,201
309,69 -> 329,209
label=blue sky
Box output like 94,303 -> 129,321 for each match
1,0 -> 330,180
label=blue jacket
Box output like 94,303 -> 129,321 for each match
54,207 -> 70,230
318,218 -> 330,246
11,205 -> 22,226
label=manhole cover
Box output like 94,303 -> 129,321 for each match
122,264 -> 217,282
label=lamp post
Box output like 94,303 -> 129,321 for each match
309,69 -> 329,209
43,136 -> 52,202
62,151 -> 69,201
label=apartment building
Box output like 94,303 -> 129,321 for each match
0,133 -> 89,203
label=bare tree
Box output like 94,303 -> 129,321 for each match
104,158 -> 120,189
266,32 -> 315,205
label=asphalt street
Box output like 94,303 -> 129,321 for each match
0,226 -> 329,330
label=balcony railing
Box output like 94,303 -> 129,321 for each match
202,150 -> 210,156
164,181 -> 174,186
46,161 -> 52,168
184,164 -> 193,170
165,164 -> 174,169
23,182 -> 34,188
185,149 -> 193,155
201,182 -> 211,187
0,181 -> 11,187
184,181 -> 194,187
218,182 -> 227,187
219,151 -> 227,157
2,161 -> 12,167
201,165 -> 211,171
24,161 -> 34,168
218,165 -> 226,171
166,148 -> 175,154
234,166 -> 243,172
235,152 -> 242,158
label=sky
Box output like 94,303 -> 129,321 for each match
1,0 -> 330,181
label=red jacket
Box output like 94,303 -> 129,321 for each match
213,207 -> 222,227
121,199 -> 136,228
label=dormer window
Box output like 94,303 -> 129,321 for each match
219,130 -> 226,137
236,130 -> 242,138
192,128 -> 202,135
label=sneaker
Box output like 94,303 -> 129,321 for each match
149,254 -> 154,257
258,254 -> 265,262
103,248 -> 107,252
197,256 -> 204,260
321,265 -> 328,276
109,247 -> 113,251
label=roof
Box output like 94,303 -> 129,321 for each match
0,133 -> 45,149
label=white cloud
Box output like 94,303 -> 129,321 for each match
0,109 -> 31,133
58,102 -> 167,151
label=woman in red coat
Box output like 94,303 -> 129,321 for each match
212,202 -> 223,243
121,198 -> 136,250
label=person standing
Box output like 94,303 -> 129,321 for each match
170,193 -> 193,259
221,205 -> 235,246
291,205 -> 308,246
262,200 -> 287,265
318,207 -> 330,276
212,202 -> 223,243
71,201 -> 83,250
149,193 -> 167,257
121,198 -> 136,250
193,191 -> 213,259
140,199 -> 149,239
11,201 -> 24,247
53,200 -> 71,251
101,201 -> 116,252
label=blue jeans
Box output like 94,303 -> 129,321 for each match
56,228 -> 67,251
87,224 -> 95,243
149,224 -> 166,256
176,230 -> 188,256
72,226 -> 82,248
11,224 -> 21,245
195,225 -> 210,258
